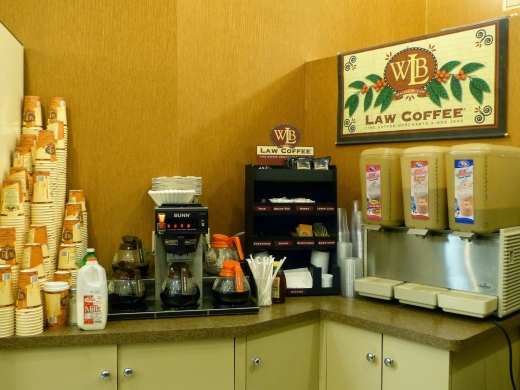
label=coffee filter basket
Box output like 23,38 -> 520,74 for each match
148,190 -> 196,206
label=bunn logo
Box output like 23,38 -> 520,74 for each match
385,48 -> 437,93
270,124 -> 301,148
174,213 -> 190,217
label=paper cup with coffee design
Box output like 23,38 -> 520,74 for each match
17,269 -> 41,309
22,244 -> 45,278
57,244 -> 78,270
0,265 -> 14,307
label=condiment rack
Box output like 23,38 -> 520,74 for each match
244,164 -> 340,296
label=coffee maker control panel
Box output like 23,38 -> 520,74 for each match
155,205 -> 208,235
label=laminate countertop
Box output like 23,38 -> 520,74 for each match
1,295 -> 518,352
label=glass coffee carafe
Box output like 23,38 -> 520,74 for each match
204,234 -> 244,275
108,266 -> 146,311
212,260 -> 250,305
160,263 -> 200,308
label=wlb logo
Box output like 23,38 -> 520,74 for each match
385,47 -> 437,100
270,124 -> 301,148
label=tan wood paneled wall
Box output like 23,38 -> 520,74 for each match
0,0 -> 514,270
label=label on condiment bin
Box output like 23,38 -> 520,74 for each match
454,159 -> 474,224
365,165 -> 381,220
411,160 -> 429,220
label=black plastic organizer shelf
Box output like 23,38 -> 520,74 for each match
250,165 -> 336,182
253,202 -> 336,215
251,237 -> 337,251
245,164 -> 339,297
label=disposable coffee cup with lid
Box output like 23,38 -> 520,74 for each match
43,281 -> 69,329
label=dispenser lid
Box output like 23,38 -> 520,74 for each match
447,143 -> 520,156
359,147 -> 403,157
402,146 -> 449,156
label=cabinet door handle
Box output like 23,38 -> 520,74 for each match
252,357 -> 262,366
366,353 -> 376,362
123,368 -> 133,377
384,358 -> 393,367
100,371 -> 110,380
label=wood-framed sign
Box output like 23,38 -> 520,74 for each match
337,18 -> 508,145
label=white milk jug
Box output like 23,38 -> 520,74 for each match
76,257 -> 108,330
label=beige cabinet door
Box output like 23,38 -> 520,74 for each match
0,344 -> 117,390
245,319 -> 320,390
382,334 -> 450,390
326,320 -> 382,390
117,338 -> 235,390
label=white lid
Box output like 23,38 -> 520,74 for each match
87,248 -> 95,252
359,147 -> 403,157
43,281 -> 69,292
447,143 -> 520,156
402,145 -> 449,156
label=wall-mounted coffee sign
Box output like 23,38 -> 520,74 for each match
256,124 -> 314,165
337,18 -> 508,145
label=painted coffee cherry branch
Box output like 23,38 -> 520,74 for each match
426,61 -> 490,106
344,74 -> 393,117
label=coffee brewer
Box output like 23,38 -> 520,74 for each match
107,203 -> 259,320
154,205 -> 208,308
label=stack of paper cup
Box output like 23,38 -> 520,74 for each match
27,225 -> 53,281
16,269 -> 43,336
53,122 -> 67,213
22,243 -> 47,323
0,264 -> 15,337
61,219 -> 82,266
68,190 -> 87,250
47,97 -> 67,135
22,96 -> 43,134
339,257 -> 363,299
53,270 -> 72,287
12,146 -> 34,199
57,244 -> 78,287
0,180 -> 26,265
65,203 -> 86,261
0,128 -> 17,184
31,171 -> 57,261
0,226 -> 19,297
34,130 -> 62,254
9,168 -> 31,235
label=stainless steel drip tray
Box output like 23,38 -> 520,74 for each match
107,298 -> 259,321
